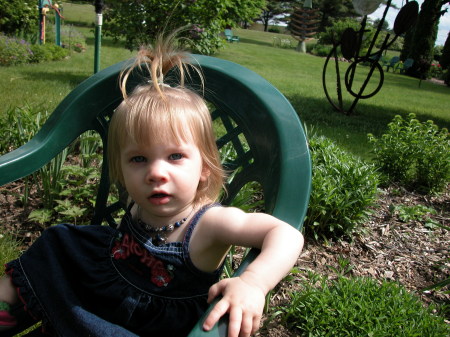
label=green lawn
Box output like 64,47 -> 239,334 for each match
0,18 -> 449,159
216,29 -> 450,157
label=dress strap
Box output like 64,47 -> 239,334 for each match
182,203 -> 220,251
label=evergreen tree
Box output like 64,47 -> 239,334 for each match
401,0 -> 449,78
400,26 -> 414,60
440,31 -> 450,69
260,1 -> 301,32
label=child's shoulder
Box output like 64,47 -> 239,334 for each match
202,204 -> 247,224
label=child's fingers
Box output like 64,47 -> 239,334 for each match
228,306 -> 243,337
252,314 -> 261,335
237,311 -> 254,337
206,280 -> 224,304
202,296 -> 230,331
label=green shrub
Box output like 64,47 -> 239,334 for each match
0,0 -> 37,36
268,27 -> 281,34
305,135 -> 379,239
0,34 -> 33,66
45,44 -> 70,61
318,18 -> 376,56
278,274 -> 450,337
1,34 -> 70,66
443,69 -> 450,86
368,113 -> 450,194
29,44 -> 53,63
310,44 -> 333,57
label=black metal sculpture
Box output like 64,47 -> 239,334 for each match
322,0 -> 419,115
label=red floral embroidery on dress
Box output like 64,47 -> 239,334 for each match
112,233 -> 174,287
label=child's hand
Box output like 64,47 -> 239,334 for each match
203,276 -> 266,337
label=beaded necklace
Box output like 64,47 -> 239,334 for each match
136,206 -> 195,246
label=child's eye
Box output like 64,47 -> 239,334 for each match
169,153 -> 183,160
131,156 -> 146,163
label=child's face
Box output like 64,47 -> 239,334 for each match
120,136 -> 209,222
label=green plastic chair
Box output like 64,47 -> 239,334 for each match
385,56 -> 400,72
0,55 -> 311,337
224,29 -> 240,43
397,58 -> 414,74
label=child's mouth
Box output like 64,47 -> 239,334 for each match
149,193 -> 171,205
151,193 -> 169,198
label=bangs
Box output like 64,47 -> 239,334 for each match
118,86 -> 206,148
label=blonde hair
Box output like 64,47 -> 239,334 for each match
108,33 -> 224,204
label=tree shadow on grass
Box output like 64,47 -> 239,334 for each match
237,38 -> 273,48
383,73 -> 450,94
23,71 -> 89,87
85,36 -> 127,49
287,94 -> 450,158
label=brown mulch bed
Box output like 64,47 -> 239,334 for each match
257,185 -> 450,336
1,182 -> 449,336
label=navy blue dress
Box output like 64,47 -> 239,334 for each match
6,204 -> 223,336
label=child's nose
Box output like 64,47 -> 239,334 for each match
146,160 -> 168,182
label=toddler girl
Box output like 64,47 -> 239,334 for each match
0,34 -> 304,337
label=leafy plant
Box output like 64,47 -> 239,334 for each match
29,164 -> 101,226
0,233 -> 21,271
28,209 -> 53,226
0,105 -> 48,154
0,34 -> 33,66
0,0 -> 37,36
277,274 -> 450,336
368,113 -> 450,194
38,148 -> 69,209
0,34 -> 69,66
305,135 -> 379,240
78,131 -> 102,167
0,105 -> 49,206
389,204 -> 438,225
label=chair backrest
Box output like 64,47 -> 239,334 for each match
389,56 -> 400,65
403,58 -> 414,67
0,55 -> 311,228
0,55 -> 311,336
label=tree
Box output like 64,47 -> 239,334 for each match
440,31 -> 450,69
314,0 -> 359,32
260,1 -> 299,32
224,0 -> 266,28
372,18 -> 390,32
441,31 -> 450,85
401,0 -> 450,78
103,0 -> 264,55
0,0 -> 37,35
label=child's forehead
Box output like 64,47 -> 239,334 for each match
121,131 -> 197,150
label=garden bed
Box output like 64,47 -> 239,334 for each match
258,185 -> 449,336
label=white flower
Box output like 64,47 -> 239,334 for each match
353,0 -> 383,15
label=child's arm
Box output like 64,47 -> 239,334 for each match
197,207 -> 304,337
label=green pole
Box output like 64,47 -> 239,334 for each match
94,13 -> 102,73
94,0 -> 104,73
55,7 -> 61,46
38,0 -> 44,45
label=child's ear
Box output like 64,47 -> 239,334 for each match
200,165 -> 210,182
